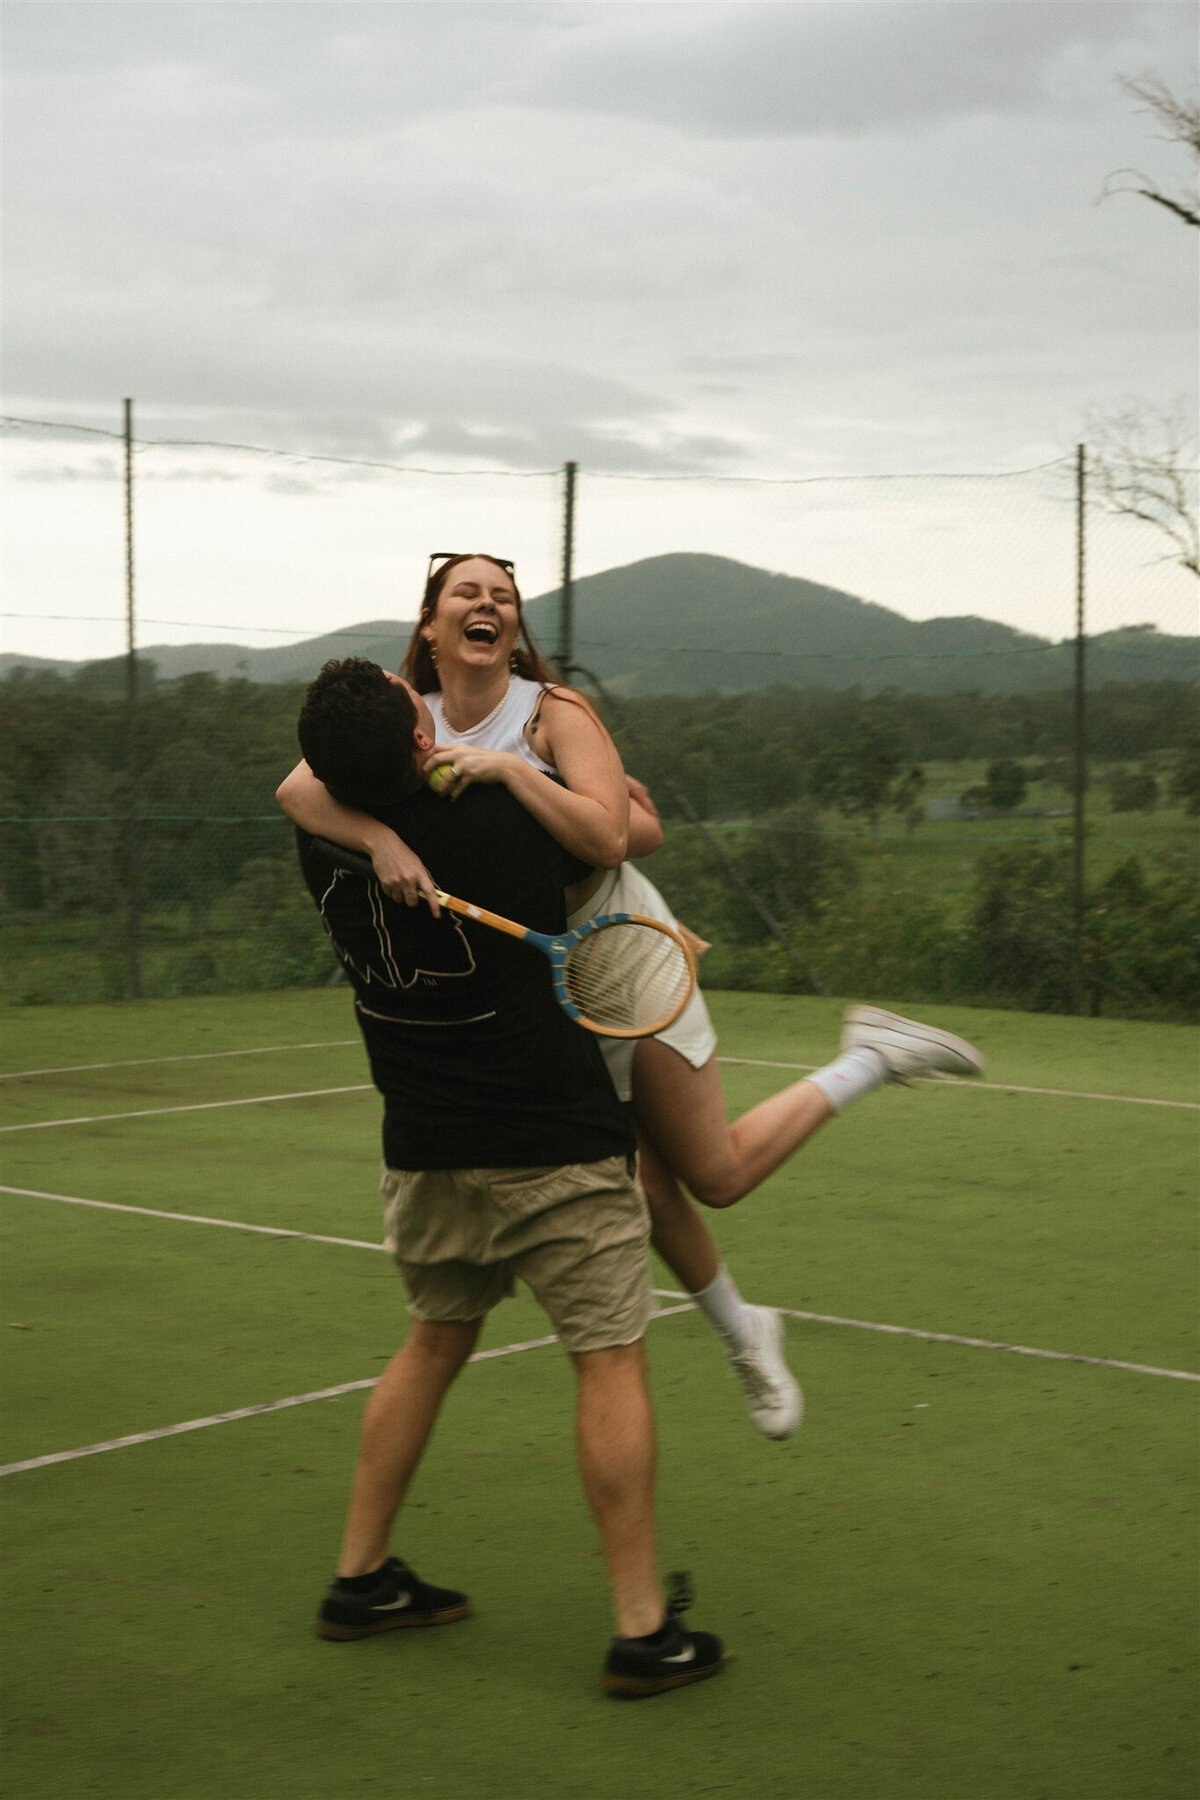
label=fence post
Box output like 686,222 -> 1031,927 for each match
124,397 -> 142,999
556,460 -> 577,678
1072,442 -> 1086,1014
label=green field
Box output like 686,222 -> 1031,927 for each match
825,764 -> 1196,894
696,766 -> 1197,899
1,989 -> 1197,1799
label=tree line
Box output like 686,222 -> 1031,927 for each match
601,680 -> 1198,823
3,666 -> 1195,836
1,667 -> 1195,1017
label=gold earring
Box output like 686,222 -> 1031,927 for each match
428,642 -> 438,668
509,651 -> 519,674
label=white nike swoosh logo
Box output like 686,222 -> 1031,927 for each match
661,1643 -> 696,1664
370,1591 -> 413,1612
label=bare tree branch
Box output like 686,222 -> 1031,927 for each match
1100,170 -> 1200,227
1140,188 -> 1200,227
1100,73 -> 1200,228
1120,75 -> 1200,152
1085,409 -> 1200,580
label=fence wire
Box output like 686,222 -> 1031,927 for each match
1,420 -> 1196,1020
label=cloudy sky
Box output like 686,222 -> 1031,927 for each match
3,0 -> 1196,665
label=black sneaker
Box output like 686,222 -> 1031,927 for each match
316,1556 -> 470,1641
603,1572 -> 726,1698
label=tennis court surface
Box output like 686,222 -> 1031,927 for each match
2,989 -> 1196,1799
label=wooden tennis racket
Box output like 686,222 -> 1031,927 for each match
431,888 -> 697,1039
309,837 -> 696,1039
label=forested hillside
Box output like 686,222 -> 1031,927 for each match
4,554 -> 1195,695
525,555 -> 1198,697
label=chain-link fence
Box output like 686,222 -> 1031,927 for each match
2,420 -> 1196,1019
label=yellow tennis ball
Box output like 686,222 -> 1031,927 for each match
427,764 -> 455,793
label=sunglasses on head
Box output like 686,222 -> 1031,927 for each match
426,553 -> 516,586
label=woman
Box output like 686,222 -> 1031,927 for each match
278,555 -> 940,1439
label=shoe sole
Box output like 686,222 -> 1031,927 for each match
843,1006 -> 984,1080
316,1600 -> 471,1641
604,1655 -> 728,1698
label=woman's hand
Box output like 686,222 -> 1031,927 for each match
626,776 -> 659,819
368,829 -> 441,914
424,745 -> 523,796
426,691 -> 631,870
626,775 -> 664,858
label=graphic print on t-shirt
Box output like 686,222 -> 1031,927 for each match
318,867 -> 477,991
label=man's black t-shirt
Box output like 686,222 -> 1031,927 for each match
296,785 -> 634,1171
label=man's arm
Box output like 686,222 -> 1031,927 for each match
276,760 -> 441,912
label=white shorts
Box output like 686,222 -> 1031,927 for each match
566,864 -> 718,1103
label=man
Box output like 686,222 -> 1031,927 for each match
289,656 -> 724,1699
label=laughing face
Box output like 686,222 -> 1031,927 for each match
421,557 -> 521,674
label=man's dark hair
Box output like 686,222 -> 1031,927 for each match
298,658 -> 423,810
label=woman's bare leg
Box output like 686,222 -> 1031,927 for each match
631,1040 -> 834,1211
636,1117 -> 804,1440
638,1131 -> 720,1293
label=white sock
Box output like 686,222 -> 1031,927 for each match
807,1046 -> 887,1113
691,1265 -> 754,1347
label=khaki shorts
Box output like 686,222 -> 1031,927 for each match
380,1155 -> 652,1355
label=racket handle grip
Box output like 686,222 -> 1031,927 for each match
310,837 -> 374,876
434,891 -> 532,943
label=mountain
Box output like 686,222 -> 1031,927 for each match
521,555 -> 1197,696
0,651 -> 77,679
2,555 -> 1194,695
0,620 -> 413,687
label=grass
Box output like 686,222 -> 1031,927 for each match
729,769 -> 1197,902
1,988 -> 1197,1800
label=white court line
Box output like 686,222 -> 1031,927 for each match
0,1186 -> 384,1250
6,1038 -> 1193,1112
767,1310 -> 1200,1382
961,1080 -> 1197,1110
0,1304 -> 699,1478
0,1085 -> 373,1133
719,1057 -> 1199,1110
4,1185 -> 1196,1388
654,1287 -> 1200,1384
4,1069 -> 1193,1135
0,1041 -> 361,1080
0,1189 -> 732,1278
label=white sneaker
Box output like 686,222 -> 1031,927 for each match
726,1306 -> 804,1441
840,1005 -> 984,1084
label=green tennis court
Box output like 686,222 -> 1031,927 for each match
2,990 -> 1196,1799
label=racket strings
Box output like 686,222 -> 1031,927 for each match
563,920 -> 693,1034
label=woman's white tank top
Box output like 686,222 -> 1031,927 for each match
426,676 -> 557,775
